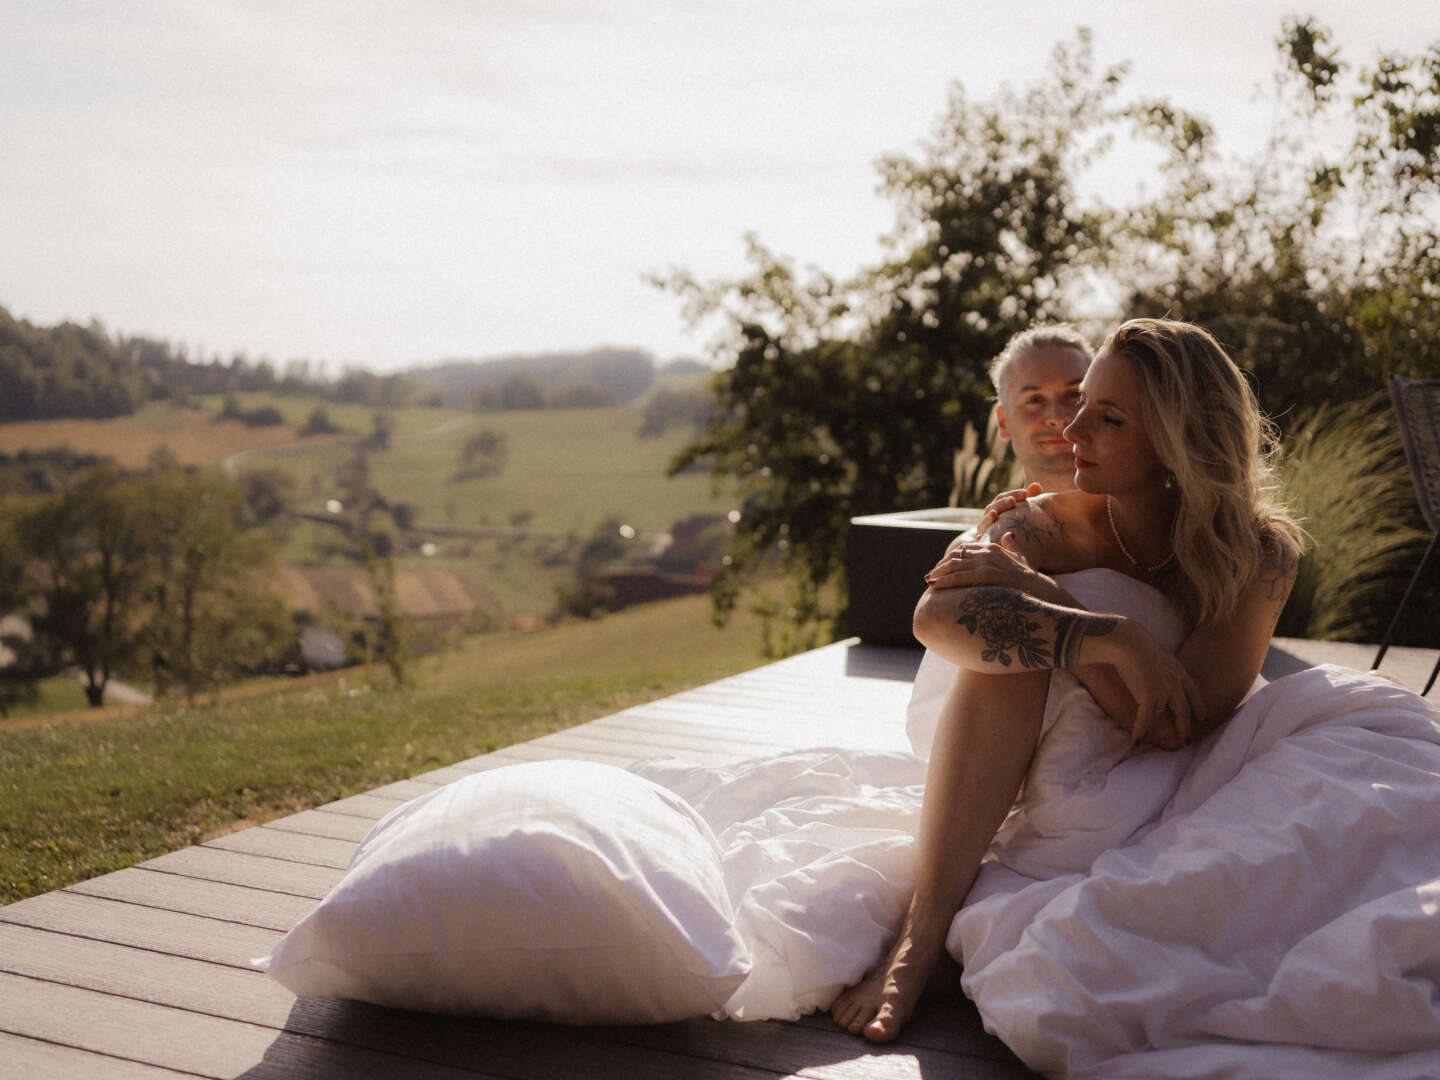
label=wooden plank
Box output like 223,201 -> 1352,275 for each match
314,792 -> 411,820
203,828 -> 358,870
408,756 -> 525,784
0,971 -> 495,1080
579,715 -> 793,757
618,701 -> 912,753
478,738 -> 640,766
523,728 -> 741,766
261,808 -> 379,843
278,999 -> 794,1080
137,846 -> 344,900
0,920 -> 293,1022
0,969 -> 282,1078
606,1011 -> 1034,1080
64,867 -> 316,932
352,778 -> 441,802
0,1031 -> 203,1080
0,923 -> 796,1080
0,920 -> 1034,1080
0,890 -> 280,968
794,998 -> 1029,1067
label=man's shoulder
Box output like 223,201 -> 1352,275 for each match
984,492 -> 1066,546
985,490 -> 1103,567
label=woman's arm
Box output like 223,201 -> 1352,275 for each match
922,502 -> 1169,741
926,538 -> 1299,746
914,582 -> 1206,743
1177,539 -> 1300,729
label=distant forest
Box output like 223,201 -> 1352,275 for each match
0,304 -> 661,422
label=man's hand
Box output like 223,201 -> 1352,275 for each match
977,482 -> 1042,535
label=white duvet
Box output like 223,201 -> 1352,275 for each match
633,569 -> 1440,1079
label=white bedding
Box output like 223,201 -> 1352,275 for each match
634,569 -> 1440,1078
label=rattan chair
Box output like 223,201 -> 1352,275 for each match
1372,374 -> 1440,695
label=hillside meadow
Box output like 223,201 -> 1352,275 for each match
0,373 -> 733,619
0,593 -> 771,904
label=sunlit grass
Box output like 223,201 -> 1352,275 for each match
1,676 -> 91,720
0,594 -> 768,904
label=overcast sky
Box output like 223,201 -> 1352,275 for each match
2,1 -> 1434,373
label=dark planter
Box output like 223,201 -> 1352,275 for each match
845,508 -> 981,646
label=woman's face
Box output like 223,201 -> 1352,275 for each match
1061,347 -> 1167,495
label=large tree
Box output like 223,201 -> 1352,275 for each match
662,33 -> 1179,649
136,467 -> 290,701
1121,18 -> 1440,422
12,467 -> 150,705
7,465 -> 288,705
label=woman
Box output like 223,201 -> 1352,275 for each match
831,317 -> 1306,1043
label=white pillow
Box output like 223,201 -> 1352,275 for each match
257,759 -> 751,1023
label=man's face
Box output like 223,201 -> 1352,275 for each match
996,345 -> 1090,490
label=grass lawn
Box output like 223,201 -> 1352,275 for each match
2,675 -> 92,719
0,594 -> 771,905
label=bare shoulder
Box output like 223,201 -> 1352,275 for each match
985,491 -> 1101,570
1253,532 -> 1302,606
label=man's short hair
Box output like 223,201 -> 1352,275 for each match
988,323 -> 1093,403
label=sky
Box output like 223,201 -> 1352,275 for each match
2,1 -> 1436,374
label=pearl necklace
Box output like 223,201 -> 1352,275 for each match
1106,495 -> 1174,573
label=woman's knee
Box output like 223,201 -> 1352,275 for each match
912,587 -> 957,652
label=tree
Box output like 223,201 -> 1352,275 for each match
454,428 -> 508,480
362,410 -> 395,450
499,373 -> 548,410
135,468 -> 289,701
238,467 -> 296,528
1120,19 -> 1440,423
299,406 -> 342,436
665,21 -> 1440,652
12,467 -> 150,705
637,385 -> 714,438
661,33 -> 1141,649
0,507 -> 41,714
329,453 -> 412,685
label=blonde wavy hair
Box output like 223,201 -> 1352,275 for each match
1103,318 -> 1306,624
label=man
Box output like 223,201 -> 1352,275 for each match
988,323 -> 1092,494
904,324 -> 1092,754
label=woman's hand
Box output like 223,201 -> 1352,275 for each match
925,536 -> 1052,595
1092,622 -> 1208,749
977,482 -> 1042,536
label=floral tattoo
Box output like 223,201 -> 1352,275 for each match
954,587 -> 1119,669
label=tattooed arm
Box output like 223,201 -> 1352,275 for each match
914,584 -> 1206,744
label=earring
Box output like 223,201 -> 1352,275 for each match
1163,472 -> 1175,490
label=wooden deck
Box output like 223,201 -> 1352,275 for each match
2,634 -> 1433,1079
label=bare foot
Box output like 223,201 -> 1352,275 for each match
830,913 -> 949,1043
830,967 -> 886,1036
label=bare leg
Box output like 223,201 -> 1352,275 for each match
831,667 -> 1047,1041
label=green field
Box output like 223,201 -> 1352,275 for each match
215,380 -> 730,615
1,375 -> 734,620
217,373 -> 728,534
0,593 -> 770,904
